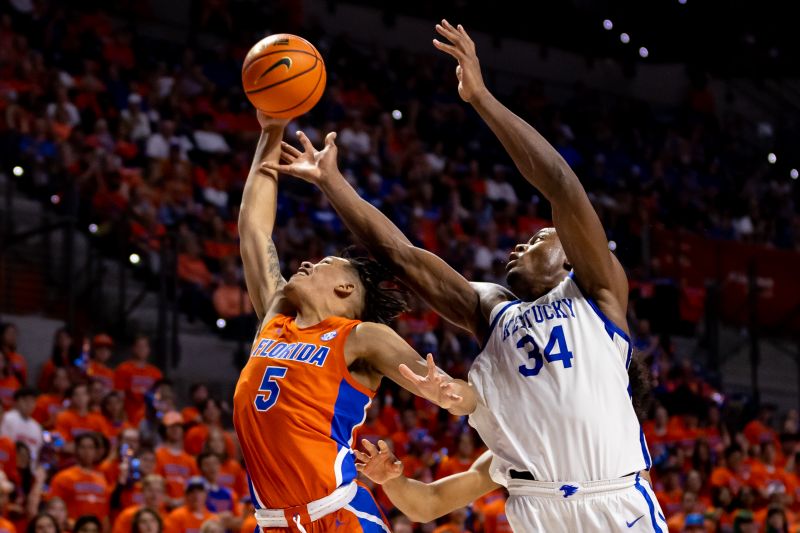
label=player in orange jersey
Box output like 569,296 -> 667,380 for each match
234,113 -> 475,533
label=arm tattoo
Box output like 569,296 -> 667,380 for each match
265,239 -> 286,288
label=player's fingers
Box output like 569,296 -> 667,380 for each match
296,130 -> 315,153
354,449 -> 369,462
391,461 -> 403,472
435,22 -> 459,43
262,162 -> 290,174
398,363 -> 423,383
324,131 -> 338,147
355,463 -> 364,472
279,150 -> 297,163
377,440 -> 390,454
425,353 -> 437,376
362,439 -> 379,457
433,39 -> 462,60
281,141 -> 302,158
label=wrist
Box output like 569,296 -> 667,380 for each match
383,474 -> 406,489
470,86 -> 492,107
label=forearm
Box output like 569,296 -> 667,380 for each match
471,90 -> 577,202
239,125 -> 284,235
317,170 -> 412,262
380,476 -> 444,523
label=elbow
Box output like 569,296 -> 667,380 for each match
406,508 -> 436,524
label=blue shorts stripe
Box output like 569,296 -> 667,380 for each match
345,486 -> 390,532
634,474 -> 663,533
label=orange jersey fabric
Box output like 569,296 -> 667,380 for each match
155,446 -> 199,498
233,314 -> 373,509
482,497 -> 513,533
6,351 -> 27,383
113,361 -> 163,424
0,436 -> 17,482
87,360 -> 114,390
163,506 -> 216,533
48,465 -> 110,521
0,517 -> 15,533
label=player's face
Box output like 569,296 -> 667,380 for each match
285,256 -> 362,306
505,228 -> 568,297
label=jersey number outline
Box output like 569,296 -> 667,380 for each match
254,366 -> 287,411
518,325 -> 574,377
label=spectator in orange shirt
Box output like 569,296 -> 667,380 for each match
197,452 -> 242,531
181,384 -> 208,428
211,261 -> 256,339
100,391 -> 133,445
112,474 -> 166,533
25,513 -> 61,533
0,352 -> 21,409
47,432 -> 110,531
355,402 -> 389,446
202,428 -> 245,497
32,367 -> 70,429
0,433 -> 16,487
752,442 -> 790,499
183,399 -> 234,457
87,334 -> 115,391
655,465 -> 684,517
666,491 -> 703,531
0,472 -> 16,533
156,411 -> 198,508
437,431 -> 480,480
481,496 -> 512,533
114,335 -> 163,425
73,515 -> 102,533
131,507 -> 163,533
711,444 -> 754,496
54,383 -> 107,452
177,239 -> 215,326
431,507 -> 471,533
744,405 -> 779,447
0,323 -> 27,384
163,477 -> 217,533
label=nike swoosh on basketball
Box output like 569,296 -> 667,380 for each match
258,57 -> 292,80
626,515 -> 644,528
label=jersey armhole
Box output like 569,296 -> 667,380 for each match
480,299 -> 520,350
567,272 -> 632,367
339,322 -> 378,397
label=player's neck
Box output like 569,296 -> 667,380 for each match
294,304 -> 343,328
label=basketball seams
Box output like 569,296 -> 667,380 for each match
241,49 -> 318,73
244,55 -> 320,95
263,59 -> 325,114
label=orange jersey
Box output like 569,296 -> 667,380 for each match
48,465 -> 110,521
54,409 -> 107,441
482,497 -> 513,533
113,361 -> 163,424
183,424 -> 236,457
0,436 -> 17,483
87,360 -> 114,390
233,314 -> 373,509
0,517 -> 15,533
156,446 -> 199,498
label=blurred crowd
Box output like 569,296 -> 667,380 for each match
1,0 -> 799,532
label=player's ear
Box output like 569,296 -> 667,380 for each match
334,282 -> 356,299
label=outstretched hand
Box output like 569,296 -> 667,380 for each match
262,130 -> 339,185
355,439 -> 404,485
399,353 -> 464,410
433,19 -> 488,103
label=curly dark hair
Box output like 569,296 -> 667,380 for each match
341,248 -> 408,325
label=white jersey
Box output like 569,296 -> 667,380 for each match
468,273 -> 651,485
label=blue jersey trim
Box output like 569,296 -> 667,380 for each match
634,473 -> 664,533
568,271 -> 631,345
639,426 -> 652,470
347,485 -> 390,532
331,379 -> 371,487
482,300 -> 520,348
246,473 -> 261,510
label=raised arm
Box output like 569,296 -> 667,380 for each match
345,322 -> 478,416
355,442 -> 500,523
266,133 -> 512,339
239,113 -> 289,322
434,21 -> 629,322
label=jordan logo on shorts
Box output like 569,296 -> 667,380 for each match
559,484 -> 578,498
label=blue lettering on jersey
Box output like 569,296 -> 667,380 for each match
250,338 -> 331,368
503,298 -> 576,341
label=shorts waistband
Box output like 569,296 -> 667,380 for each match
507,474 -> 637,499
254,481 -> 358,528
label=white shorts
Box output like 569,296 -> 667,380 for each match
505,473 -> 669,532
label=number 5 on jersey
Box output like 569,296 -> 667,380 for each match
254,366 -> 287,411
518,325 -> 574,377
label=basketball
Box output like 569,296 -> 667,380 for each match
241,33 -> 327,119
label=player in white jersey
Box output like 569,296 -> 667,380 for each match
267,18 -> 666,533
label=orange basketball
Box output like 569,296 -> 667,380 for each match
241,34 -> 327,119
